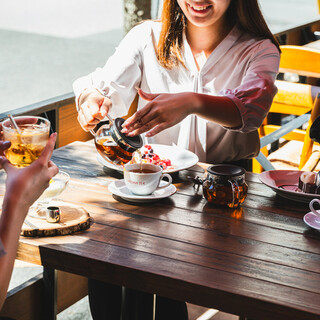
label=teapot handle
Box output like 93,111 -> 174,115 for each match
188,176 -> 205,191
89,113 -> 114,138
106,113 -> 113,125
229,178 -> 240,208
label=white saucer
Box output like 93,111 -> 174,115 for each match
108,179 -> 176,203
303,212 -> 320,231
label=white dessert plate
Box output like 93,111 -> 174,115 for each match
303,212 -> 320,231
259,170 -> 320,203
97,144 -> 199,174
108,179 -> 177,203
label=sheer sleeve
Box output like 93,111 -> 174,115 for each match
73,21 -> 153,118
221,40 -> 280,133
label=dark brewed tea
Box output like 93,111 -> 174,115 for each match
203,181 -> 248,208
202,164 -> 248,208
129,168 -> 158,174
95,137 -> 133,165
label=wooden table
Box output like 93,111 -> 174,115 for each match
9,141 -> 320,320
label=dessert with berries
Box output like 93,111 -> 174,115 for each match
132,144 -> 175,171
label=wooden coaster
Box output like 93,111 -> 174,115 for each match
21,201 -> 91,237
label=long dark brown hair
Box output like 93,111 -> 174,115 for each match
157,0 -> 280,69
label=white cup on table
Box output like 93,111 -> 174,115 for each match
309,199 -> 320,219
124,163 -> 172,195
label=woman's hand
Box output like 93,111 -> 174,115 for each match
121,88 -> 196,137
77,88 -> 112,131
0,133 -> 59,211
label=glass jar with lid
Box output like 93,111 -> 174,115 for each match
202,164 -> 248,208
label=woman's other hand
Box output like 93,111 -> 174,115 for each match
0,133 -> 59,211
77,88 -> 112,131
121,88 -> 196,137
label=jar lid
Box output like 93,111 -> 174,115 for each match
207,164 -> 246,177
113,118 -> 143,149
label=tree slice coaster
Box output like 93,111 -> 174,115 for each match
21,201 -> 91,237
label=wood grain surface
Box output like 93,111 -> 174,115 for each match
21,202 -> 91,237
4,141 -> 319,320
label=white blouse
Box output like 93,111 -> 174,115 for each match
73,21 -> 280,163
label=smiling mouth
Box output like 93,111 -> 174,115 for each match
188,3 -> 212,13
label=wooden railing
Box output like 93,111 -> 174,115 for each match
0,271 -> 88,320
0,93 -> 91,148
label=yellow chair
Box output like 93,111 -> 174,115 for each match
252,45 -> 320,173
253,82 -> 320,173
279,45 -> 320,79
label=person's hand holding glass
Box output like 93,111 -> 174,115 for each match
2,116 -> 50,167
1,116 -> 69,219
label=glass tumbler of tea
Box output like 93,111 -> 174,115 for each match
202,164 -> 248,208
2,116 -> 50,167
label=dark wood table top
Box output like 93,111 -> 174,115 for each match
9,141 -> 320,320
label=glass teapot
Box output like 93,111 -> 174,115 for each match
191,164 -> 248,208
91,115 -> 143,166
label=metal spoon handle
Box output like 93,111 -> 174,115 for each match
8,114 -> 36,161
8,114 -> 22,135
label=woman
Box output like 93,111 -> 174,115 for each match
0,133 -> 59,310
73,0 -> 280,318
74,0 -> 280,170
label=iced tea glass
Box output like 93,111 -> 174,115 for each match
2,116 -> 50,167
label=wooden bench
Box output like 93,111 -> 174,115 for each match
0,271 -> 87,320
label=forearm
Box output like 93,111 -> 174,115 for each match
0,197 -> 28,309
192,93 -> 242,128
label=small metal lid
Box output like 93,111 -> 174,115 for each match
46,206 -> 60,223
207,164 -> 246,177
113,118 -> 143,149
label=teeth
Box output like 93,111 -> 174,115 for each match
190,5 -> 209,11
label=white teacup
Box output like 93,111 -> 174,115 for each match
124,163 -> 172,195
309,198 -> 320,218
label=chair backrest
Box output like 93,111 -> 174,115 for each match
279,45 -> 320,78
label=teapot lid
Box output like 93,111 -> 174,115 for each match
207,164 -> 245,177
114,118 -> 143,149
